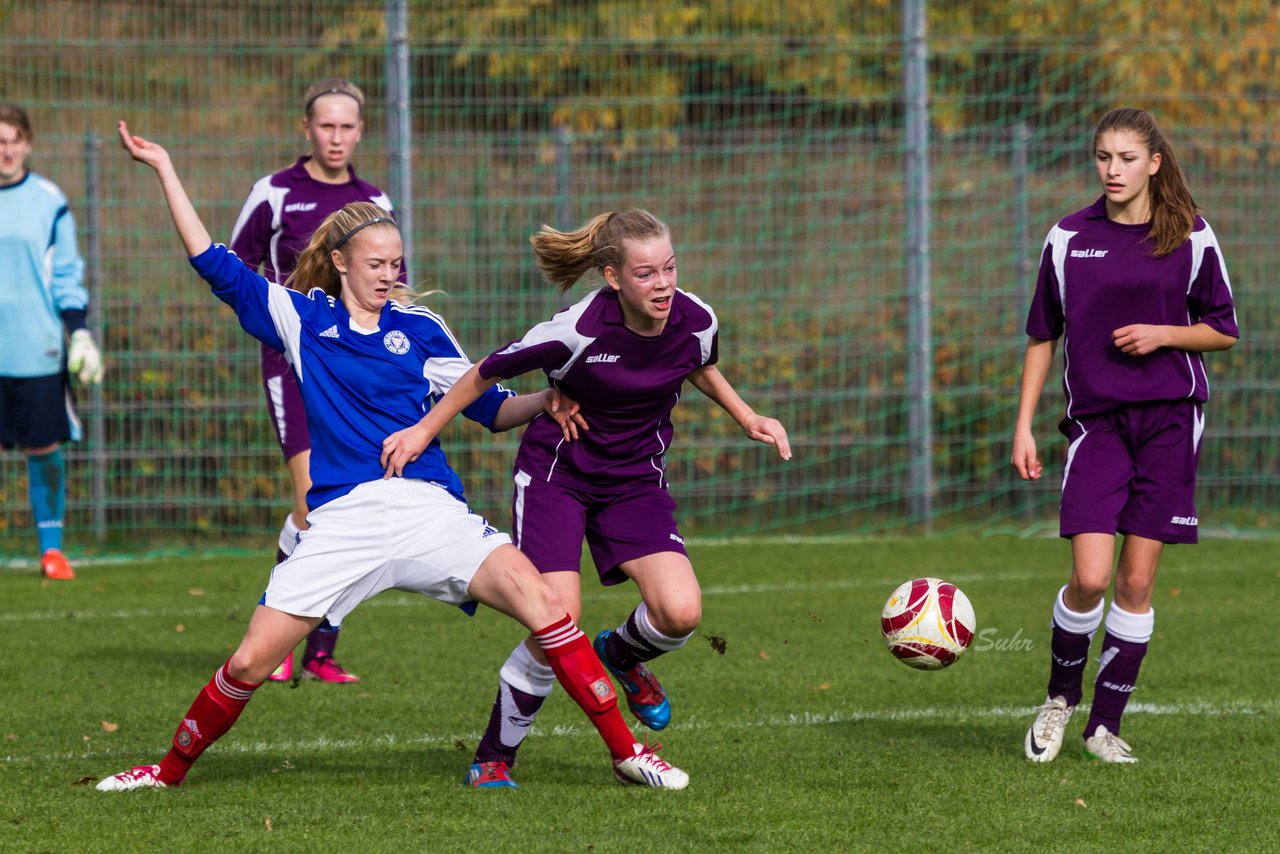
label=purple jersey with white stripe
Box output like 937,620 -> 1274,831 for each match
229,157 -> 397,286
1026,196 -> 1238,419
479,287 -> 719,490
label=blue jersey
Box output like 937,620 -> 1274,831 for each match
191,243 -> 514,510
0,171 -> 87,378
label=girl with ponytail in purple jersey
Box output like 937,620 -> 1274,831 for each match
380,210 -> 791,788
229,79 -> 400,685
1013,108 -> 1238,764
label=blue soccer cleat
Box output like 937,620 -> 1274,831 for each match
466,761 -> 517,789
594,630 -> 671,731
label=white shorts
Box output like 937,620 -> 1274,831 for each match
263,478 -> 512,627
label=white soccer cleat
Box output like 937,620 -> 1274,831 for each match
1024,695 -> 1075,763
1083,725 -> 1139,764
96,764 -> 168,792
612,743 -> 689,790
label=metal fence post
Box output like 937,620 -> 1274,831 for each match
83,132 -> 106,541
385,0 -> 412,272
903,0 -> 934,528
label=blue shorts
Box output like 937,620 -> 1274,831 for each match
511,470 -> 688,586
0,372 -> 80,450
1058,400 -> 1203,544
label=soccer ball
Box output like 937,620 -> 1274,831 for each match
880,577 -> 976,670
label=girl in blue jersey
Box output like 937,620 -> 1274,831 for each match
96,122 -> 687,792
1013,108 -> 1238,764
381,210 -> 791,787
0,103 -> 103,580
231,79 -> 396,684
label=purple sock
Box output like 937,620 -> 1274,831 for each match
1044,586 -> 1104,707
1047,626 -> 1092,707
474,681 -> 547,766
304,624 -> 339,663
605,605 -> 674,672
1085,632 -> 1149,737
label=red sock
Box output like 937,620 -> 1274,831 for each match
157,661 -> 260,785
533,614 -> 636,761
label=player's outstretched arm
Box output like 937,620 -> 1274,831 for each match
1011,337 -> 1055,481
492,387 -> 588,440
116,121 -> 212,257
380,362 -> 498,477
688,365 -> 791,460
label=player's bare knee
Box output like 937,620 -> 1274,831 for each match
649,599 -> 701,637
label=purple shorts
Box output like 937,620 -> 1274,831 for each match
1058,400 -> 1203,544
511,470 -> 688,586
261,343 -> 310,461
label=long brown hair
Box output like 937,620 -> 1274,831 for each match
530,210 -> 670,292
286,202 -> 399,297
1093,107 -> 1197,257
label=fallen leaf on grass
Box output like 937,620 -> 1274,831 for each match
1168,588 -> 1181,597
704,635 -> 727,655
100,721 -> 119,732
188,588 -> 205,597
758,650 -> 770,660
72,777 -> 96,787
1074,798 -> 1087,808
265,817 -> 273,832
811,682 -> 832,691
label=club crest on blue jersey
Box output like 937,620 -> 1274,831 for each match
383,330 -> 410,355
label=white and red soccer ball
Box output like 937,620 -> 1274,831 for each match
880,577 -> 976,670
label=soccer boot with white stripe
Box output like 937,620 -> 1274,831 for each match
594,630 -> 671,731
1083,725 -> 1139,763
96,764 -> 168,792
612,743 -> 688,790
1024,695 -> 1075,763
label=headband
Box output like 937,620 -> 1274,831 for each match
305,88 -> 363,114
333,217 -> 395,250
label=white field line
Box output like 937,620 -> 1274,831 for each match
0,568 -> 1067,624
4,699 -> 1275,766
0,558 -> 1257,624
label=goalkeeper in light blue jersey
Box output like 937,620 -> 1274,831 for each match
0,103 -> 103,580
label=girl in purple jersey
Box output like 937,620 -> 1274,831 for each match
96,123 -> 686,793
1013,108 -> 1238,764
381,210 -> 791,788
230,79 -> 397,684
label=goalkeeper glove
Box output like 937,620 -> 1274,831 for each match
67,329 -> 104,385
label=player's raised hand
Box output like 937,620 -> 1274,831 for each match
744,414 -> 792,461
547,387 -> 589,442
1011,429 -> 1042,481
117,121 -> 172,173
381,423 -> 435,478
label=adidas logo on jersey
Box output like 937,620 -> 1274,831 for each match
585,353 -> 620,364
1069,248 -> 1108,258
320,325 -> 340,339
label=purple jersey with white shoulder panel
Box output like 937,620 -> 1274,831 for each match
229,156 -> 399,285
1025,196 -> 1238,419
479,287 -> 718,490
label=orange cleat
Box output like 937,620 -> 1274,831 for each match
40,549 -> 76,580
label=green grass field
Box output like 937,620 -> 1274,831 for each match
3,538 -> 1277,852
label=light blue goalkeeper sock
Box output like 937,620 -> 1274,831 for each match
27,448 -> 66,553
